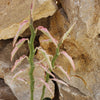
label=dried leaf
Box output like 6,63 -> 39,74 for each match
37,63 -> 55,78
39,78 -> 53,95
11,38 -> 28,61
61,22 -> 76,44
57,65 -> 70,80
11,55 -> 28,72
60,51 -> 75,70
37,26 -> 58,47
11,69 -> 26,82
11,47 -> 18,61
13,20 -> 28,47
38,47 -> 52,69
17,77 -> 28,85
15,38 -> 28,47
51,78 -> 68,87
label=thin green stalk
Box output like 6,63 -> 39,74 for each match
51,46 -> 59,69
41,44 -> 60,99
29,18 -> 36,100
40,73 -> 50,100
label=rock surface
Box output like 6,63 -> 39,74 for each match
0,78 -> 17,100
59,84 -> 92,100
0,0 -> 57,40
37,0 -> 100,99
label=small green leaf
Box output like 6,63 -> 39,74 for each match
61,22 -> 76,44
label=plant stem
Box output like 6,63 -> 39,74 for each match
40,73 -> 49,100
51,42 -> 62,69
29,18 -> 36,100
41,44 -> 60,99
51,47 -> 59,68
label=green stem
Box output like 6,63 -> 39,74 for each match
41,44 -> 60,99
40,73 -> 49,100
29,19 -> 36,100
51,42 -> 62,69
51,47 -> 59,68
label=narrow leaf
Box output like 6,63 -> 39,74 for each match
11,69 -> 26,84
60,51 -> 75,70
39,78 -> 53,95
13,20 -> 28,47
17,77 -> 28,85
61,22 -> 76,44
57,65 -> 70,80
12,69 -> 25,80
11,38 -> 28,61
11,47 -> 18,61
38,47 -> 52,69
30,0 -> 35,18
15,38 -> 28,47
51,78 -> 68,87
37,63 -> 55,78
37,26 -> 58,47
11,55 -> 28,72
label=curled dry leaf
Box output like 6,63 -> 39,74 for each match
37,63 -> 55,78
17,77 -> 28,85
37,47 -> 52,69
11,69 -> 26,83
13,20 -> 28,47
37,26 -> 58,47
11,47 -> 18,61
51,78 -> 68,87
11,38 -> 28,61
56,65 -> 70,80
12,70 -> 24,80
39,78 -> 53,96
11,55 -> 28,72
61,22 -> 76,44
60,51 -> 75,70
15,38 -> 28,47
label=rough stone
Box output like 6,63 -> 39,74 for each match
37,1 -> 100,99
0,78 -> 17,100
0,0 -> 57,40
59,84 -> 92,100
